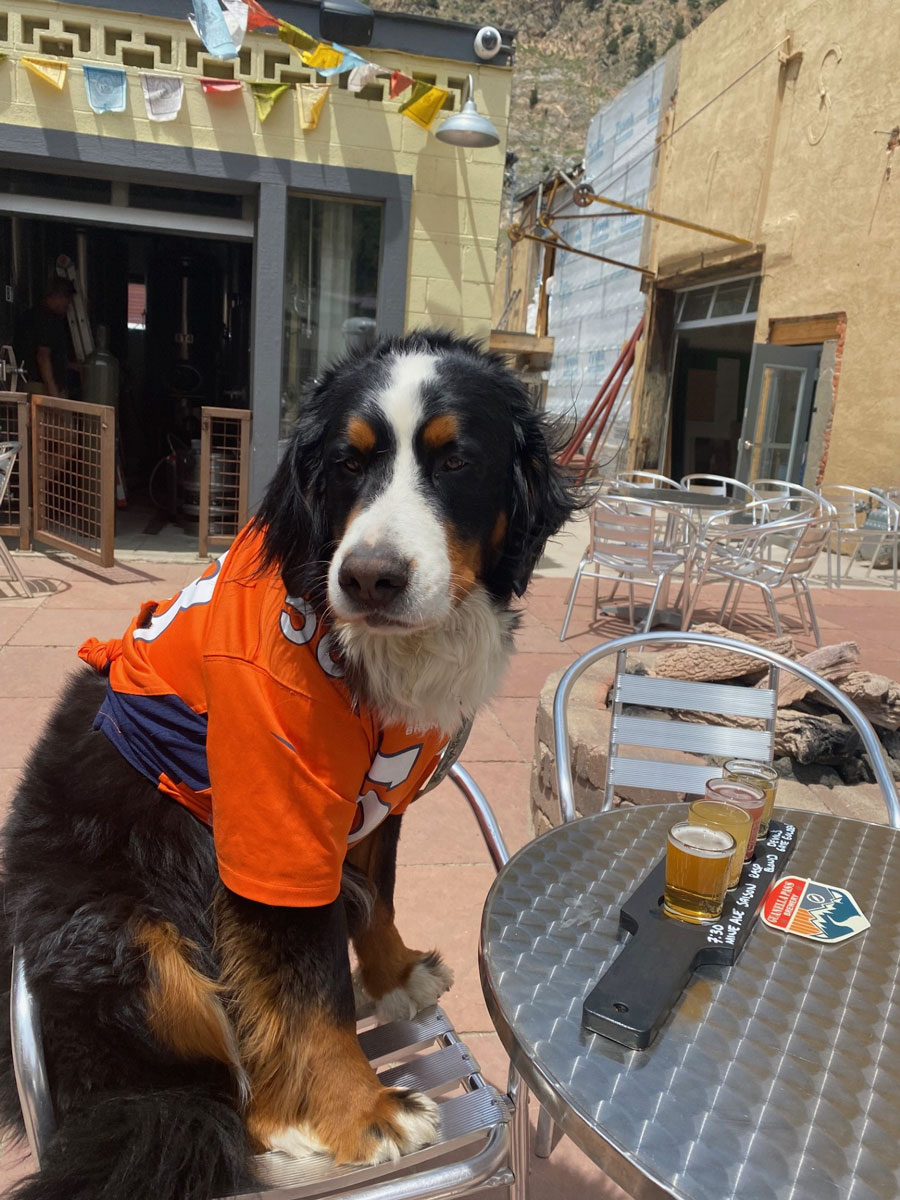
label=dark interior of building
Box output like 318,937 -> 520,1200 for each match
0,211 -> 251,545
669,323 -> 754,481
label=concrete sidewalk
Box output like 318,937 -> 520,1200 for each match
0,531 -> 898,1197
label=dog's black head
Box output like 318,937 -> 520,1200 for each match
253,330 -> 580,631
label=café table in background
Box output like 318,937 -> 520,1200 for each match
480,804 -> 900,1200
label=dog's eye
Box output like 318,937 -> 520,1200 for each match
341,457 -> 363,475
441,455 -> 466,473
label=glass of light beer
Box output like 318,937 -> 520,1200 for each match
704,778 -> 765,858
723,759 -> 778,838
663,821 -> 735,924
688,799 -> 752,890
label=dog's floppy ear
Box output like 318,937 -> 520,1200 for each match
251,388 -> 332,602
491,392 -> 583,600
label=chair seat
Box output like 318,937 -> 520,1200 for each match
225,1006 -> 511,1198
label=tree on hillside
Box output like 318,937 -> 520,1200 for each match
634,19 -> 657,73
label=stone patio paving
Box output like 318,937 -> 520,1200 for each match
0,524 -> 898,1197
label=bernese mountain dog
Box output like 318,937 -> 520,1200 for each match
0,330 -> 579,1200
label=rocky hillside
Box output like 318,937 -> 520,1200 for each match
375,0 -> 724,187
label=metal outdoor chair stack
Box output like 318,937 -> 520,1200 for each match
0,442 -> 31,597
682,509 -> 830,645
819,484 -> 900,588
559,497 -> 697,640
11,764 -> 530,1200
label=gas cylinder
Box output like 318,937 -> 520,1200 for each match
82,325 -> 120,410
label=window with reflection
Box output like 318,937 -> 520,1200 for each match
280,196 -> 383,439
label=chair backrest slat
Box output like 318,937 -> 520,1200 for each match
615,672 -> 777,719
612,713 -> 774,760
607,756 -> 724,796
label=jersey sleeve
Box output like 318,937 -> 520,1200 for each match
203,654 -> 371,906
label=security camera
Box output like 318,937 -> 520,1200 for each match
474,26 -> 504,60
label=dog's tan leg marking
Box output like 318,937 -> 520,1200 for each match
135,919 -> 242,1073
351,898 -> 453,1022
215,895 -> 438,1164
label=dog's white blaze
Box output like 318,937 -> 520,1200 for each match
328,352 -> 450,626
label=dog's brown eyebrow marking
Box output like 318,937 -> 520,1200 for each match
421,414 -> 458,449
346,417 -> 377,454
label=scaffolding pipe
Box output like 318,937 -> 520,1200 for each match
558,317 -> 644,467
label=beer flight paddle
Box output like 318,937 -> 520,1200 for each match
582,819 -> 798,1050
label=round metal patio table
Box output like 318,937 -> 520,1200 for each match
479,805 -> 900,1200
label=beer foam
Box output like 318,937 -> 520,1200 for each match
676,824 -> 733,852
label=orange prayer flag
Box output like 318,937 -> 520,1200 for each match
246,0 -> 278,30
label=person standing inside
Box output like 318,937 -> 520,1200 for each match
16,281 -> 75,398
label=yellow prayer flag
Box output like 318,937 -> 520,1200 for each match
249,81 -> 291,122
296,82 -> 330,131
399,80 -> 449,131
21,57 -> 68,90
301,43 -> 344,72
277,20 -> 316,53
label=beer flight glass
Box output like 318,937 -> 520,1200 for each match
664,760 -> 776,925
663,822 -> 735,924
723,759 -> 778,837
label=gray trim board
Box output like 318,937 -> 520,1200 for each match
35,0 -> 515,65
250,181 -> 288,507
1,122 -> 413,508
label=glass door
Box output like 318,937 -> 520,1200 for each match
736,344 -> 821,483
280,196 -> 383,439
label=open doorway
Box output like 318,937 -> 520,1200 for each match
666,275 -> 759,483
1,213 -> 251,551
670,323 -> 754,480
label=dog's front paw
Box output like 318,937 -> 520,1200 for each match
374,951 -> 454,1022
268,1089 -> 440,1165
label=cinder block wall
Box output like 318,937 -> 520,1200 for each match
0,0 -> 510,340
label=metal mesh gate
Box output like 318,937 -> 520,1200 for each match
197,407 -> 251,558
0,393 -> 30,550
31,396 -> 115,567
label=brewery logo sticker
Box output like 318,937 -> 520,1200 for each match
761,876 -> 870,943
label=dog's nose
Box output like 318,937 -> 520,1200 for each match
338,547 -> 410,610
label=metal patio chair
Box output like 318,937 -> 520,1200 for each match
528,628 -> 900,1161
554,633 -> 897,820
559,498 -> 697,640
552,630 -> 900,824
680,473 -> 759,506
752,478 -> 836,521
0,442 -> 31,598
11,763 -> 530,1200
819,484 -> 900,589
614,471 -> 684,491
682,513 -> 830,645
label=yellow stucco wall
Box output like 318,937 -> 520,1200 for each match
650,0 -> 900,486
0,0 -> 510,341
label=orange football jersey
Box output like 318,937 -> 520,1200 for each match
78,526 -> 447,906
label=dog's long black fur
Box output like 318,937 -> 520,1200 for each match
0,330 -> 581,1200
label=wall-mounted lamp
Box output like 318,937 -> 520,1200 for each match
435,75 -> 500,148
